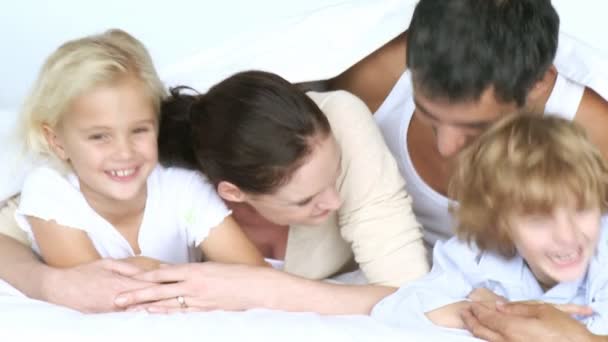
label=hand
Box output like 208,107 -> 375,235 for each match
123,256 -> 163,272
467,287 -> 507,303
43,258 -> 154,313
114,262 -> 278,313
462,301 -> 596,342
513,300 -> 593,316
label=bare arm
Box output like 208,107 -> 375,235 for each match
328,31 -> 407,113
30,216 -> 164,271
425,301 -> 471,329
0,233 -> 152,312
115,262 -> 394,314
29,216 -> 101,267
0,233 -> 51,299
200,216 -> 267,267
575,87 -> 608,160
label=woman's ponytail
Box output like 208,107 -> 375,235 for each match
158,86 -> 200,170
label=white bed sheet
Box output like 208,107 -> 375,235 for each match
0,280 -> 481,341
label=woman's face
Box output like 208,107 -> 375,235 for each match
244,134 -> 343,226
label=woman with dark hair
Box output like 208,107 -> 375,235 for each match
115,70 -> 429,314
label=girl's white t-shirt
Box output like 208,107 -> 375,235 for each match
15,165 -> 230,263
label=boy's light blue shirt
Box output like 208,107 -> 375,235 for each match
372,216 -> 608,335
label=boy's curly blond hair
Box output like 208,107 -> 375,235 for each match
449,114 -> 608,257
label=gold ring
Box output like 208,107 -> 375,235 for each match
176,295 -> 187,308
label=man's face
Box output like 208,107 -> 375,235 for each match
413,87 -> 519,158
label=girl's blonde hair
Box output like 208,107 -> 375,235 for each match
20,29 -> 166,159
449,114 -> 608,257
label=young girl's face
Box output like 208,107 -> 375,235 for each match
509,205 -> 602,289
46,77 -> 158,205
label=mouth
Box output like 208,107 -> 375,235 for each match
105,167 -> 139,181
312,209 -> 331,218
547,248 -> 584,268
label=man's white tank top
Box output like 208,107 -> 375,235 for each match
374,70 -> 585,246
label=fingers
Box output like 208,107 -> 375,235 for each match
126,293 -> 214,314
461,307 -> 504,342
114,282 -> 185,308
148,306 -> 204,314
552,303 -> 593,316
128,304 -> 204,314
495,301 -> 542,317
131,264 -> 189,283
100,258 -> 144,276
467,288 -> 506,302
468,302 -> 508,331
125,296 -> 210,314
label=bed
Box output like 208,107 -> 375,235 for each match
1,0 -> 607,340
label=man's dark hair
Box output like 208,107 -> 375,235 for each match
407,0 -> 559,106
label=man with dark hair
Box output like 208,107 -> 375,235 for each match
330,0 -> 608,245
329,0 -> 608,339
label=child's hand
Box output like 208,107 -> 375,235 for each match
467,287 -> 507,303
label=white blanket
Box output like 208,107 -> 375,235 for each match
0,280 -> 481,341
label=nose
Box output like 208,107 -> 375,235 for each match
552,213 -> 579,246
317,187 -> 342,211
435,125 -> 468,158
114,136 -> 134,160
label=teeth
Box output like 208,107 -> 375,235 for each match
550,251 -> 579,262
109,168 -> 135,177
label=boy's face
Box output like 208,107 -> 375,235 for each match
509,206 -> 602,289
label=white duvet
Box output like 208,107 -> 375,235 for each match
0,280 -> 481,341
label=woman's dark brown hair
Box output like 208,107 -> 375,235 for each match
158,70 -> 331,194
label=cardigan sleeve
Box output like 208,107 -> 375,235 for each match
311,90 -> 429,286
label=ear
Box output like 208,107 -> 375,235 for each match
526,65 -> 557,105
217,181 -> 246,202
42,124 -> 68,160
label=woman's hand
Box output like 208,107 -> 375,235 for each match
113,262 -> 395,315
114,262 -> 278,313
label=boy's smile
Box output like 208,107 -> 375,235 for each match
509,206 -> 602,289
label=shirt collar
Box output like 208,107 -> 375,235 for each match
477,249 -> 586,300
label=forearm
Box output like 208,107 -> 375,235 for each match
425,301 -> 470,329
262,269 -> 395,315
0,234 -> 52,299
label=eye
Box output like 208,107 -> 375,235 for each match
295,197 -> 313,207
88,133 -> 109,141
132,127 -> 150,134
